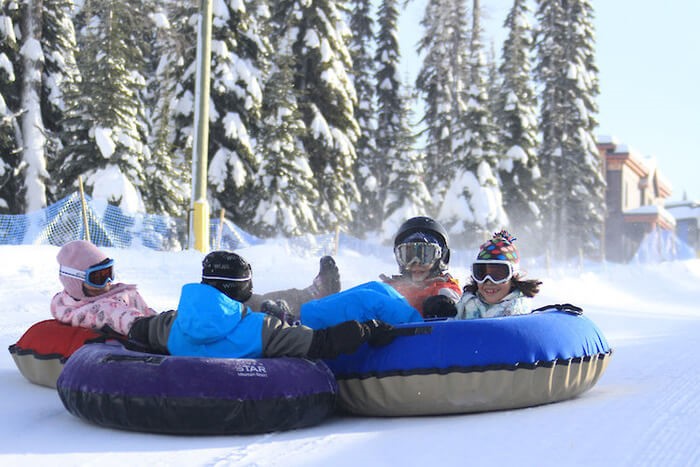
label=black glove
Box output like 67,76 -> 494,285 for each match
125,311 -> 176,354
307,319 -> 395,359
361,319 -> 396,347
123,316 -> 156,352
128,316 -> 153,343
260,299 -> 297,325
422,295 -> 457,319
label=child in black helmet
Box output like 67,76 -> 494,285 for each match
380,216 -> 462,318
128,251 -> 396,359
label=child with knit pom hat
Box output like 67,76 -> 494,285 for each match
50,240 -> 156,335
455,230 -> 542,320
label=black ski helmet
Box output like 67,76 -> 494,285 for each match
201,250 -> 253,302
393,216 -> 451,274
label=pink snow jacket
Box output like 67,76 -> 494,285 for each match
50,283 -> 156,335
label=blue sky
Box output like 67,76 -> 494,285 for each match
398,0 -> 699,202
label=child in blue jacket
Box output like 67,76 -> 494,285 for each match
129,251 -> 404,359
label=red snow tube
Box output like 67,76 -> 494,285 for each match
8,319 -> 107,388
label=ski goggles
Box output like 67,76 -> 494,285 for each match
60,259 -> 115,288
394,242 -> 442,268
471,260 -> 515,285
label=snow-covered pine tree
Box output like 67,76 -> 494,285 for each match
166,0 -> 197,186
253,50 -> 319,237
0,0 -> 72,213
0,0 -> 25,213
199,0 -> 270,230
347,0 -> 379,236
373,0 -> 409,233
273,0 -> 361,232
535,0 -> 605,259
415,0 -> 470,205
141,2 -> 188,216
35,0 -> 82,209
381,84 -> 432,241
485,40 -> 500,121
17,0 -> 50,212
495,0 -> 542,239
55,0 -> 152,211
441,0 -> 506,245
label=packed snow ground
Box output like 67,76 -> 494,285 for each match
2,241 -> 700,466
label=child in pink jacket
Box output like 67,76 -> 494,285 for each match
50,240 -> 156,335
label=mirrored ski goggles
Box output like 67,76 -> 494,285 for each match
394,242 -> 442,268
471,260 -> 514,284
60,259 -> 115,288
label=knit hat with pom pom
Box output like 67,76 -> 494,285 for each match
476,230 -> 520,270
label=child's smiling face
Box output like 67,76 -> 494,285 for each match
477,279 -> 511,304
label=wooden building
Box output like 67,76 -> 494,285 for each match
665,200 -> 700,255
597,137 -> 675,262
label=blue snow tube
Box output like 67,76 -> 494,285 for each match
325,307 -> 612,416
57,342 -> 338,434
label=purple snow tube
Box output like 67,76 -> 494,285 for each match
57,341 -> 338,434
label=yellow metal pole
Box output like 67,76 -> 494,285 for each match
190,0 -> 213,253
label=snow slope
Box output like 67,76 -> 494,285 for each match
2,242 -> 699,466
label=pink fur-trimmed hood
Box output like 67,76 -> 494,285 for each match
57,240 -> 109,299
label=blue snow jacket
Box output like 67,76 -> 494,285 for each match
167,283 -> 266,358
300,281 -> 423,330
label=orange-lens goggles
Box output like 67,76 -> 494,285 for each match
85,260 -> 115,288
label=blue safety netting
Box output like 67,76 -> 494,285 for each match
0,194 -> 379,256
0,194 -> 186,250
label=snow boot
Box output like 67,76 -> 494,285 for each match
307,256 -> 341,299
